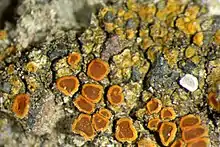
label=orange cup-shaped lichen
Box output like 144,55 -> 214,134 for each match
146,98 -> 162,114
87,58 -> 110,81
56,75 -> 79,96
98,108 -> 112,119
72,114 -> 96,140
115,118 -> 138,143
12,93 -> 30,119
186,137 -> 210,147
107,85 -> 124,105
180,114 -> 201,130
92,113 -> 109,132
137,138 -> 157,147
170,139 -> 185,147
182,126 -> 208,142
147,118 -> 161,131
160,107 -> 176,120
82,83 -> 103,103
208,92 -> 220,112
67,52 -> 81,68
159,121 -> 177,146
73,95 -> 95,114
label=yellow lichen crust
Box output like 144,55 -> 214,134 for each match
170,139 -> 185,147
137,138 -> 157,147
186,137 -> 210,147
208,92 -> 220,112
193,32 -> 203,46
214,29 -> 220,45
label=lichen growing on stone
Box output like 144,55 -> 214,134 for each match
56,75 -> 80,96
0,0 -> 219,146
98,108 -> 112,120
115,117 -> 138,143
160,107 -> 176,121
107,85 -> 124,105
73,95 -> 95,114
87,58 -> 110,81
81,83 -> 103,103
92,113 -> 109,132
67,52 -> 81,68
12,93 -> 30,119
181,126 -> 208,143
147,118 -> 161,131
180,114 -> 201,130
146,98 -> 162,115
158,121 -> 177,146
72,114 -> 96,141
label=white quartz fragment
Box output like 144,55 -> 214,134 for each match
179,74 -> 198,92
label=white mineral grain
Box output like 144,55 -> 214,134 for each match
179,74 -> 199,92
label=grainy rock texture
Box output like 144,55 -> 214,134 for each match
0,0 -> 220,147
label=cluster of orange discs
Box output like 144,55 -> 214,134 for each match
72,108 -> 112,140
176,114 -> 210,147
146,98 -> 177,146
73,83 -> 103,114
55,57 -> 128,140
145,98 -> 210,147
